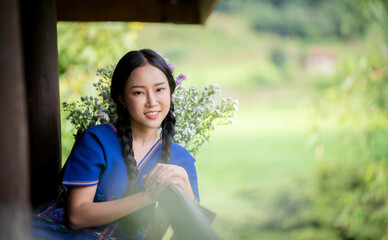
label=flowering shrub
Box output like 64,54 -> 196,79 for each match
62,66 -> 117,140
173,84 -> 238,155
63,64 -> 238,156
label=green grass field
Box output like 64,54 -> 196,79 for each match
193,89 -> 317,240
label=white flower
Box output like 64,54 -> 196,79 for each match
99,112 -> 110,122
211,84 -> 221,93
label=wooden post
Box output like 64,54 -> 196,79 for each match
20,0 -> 61,208
0,0 -> 30,239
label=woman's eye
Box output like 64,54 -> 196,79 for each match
156,88 -> 165,92
134,91 -> 144,95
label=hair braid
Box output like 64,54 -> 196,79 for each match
160,100 -> 176,164
116,106 -> 138,194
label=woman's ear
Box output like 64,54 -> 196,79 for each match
118,95 -> 126,109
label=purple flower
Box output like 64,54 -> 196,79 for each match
177,74 -> 187,81
168,64 -> 176,72
175,80 -> 182,85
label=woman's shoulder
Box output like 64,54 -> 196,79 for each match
83,123 -> 118,138
171,142 -> 190,154
75,123 -> 120,149
170,142 -> 195,164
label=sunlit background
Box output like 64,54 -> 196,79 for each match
58,0 -> 388,239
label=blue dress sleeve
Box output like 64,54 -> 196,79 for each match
183,159 -> 200,203
170,143 -> 200,202
61,129 -> 107,189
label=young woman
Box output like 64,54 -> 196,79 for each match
33,49 -> 199,239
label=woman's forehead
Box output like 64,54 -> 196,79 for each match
127,64 -> 168,86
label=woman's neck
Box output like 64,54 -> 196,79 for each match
131,128 -> 161,162
131,128 -> 160,147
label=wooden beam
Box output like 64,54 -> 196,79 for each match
198,0 -> 219,24
0,0 -> 30,239
157,185 -> 220,240
20,0 -> 62,208
57,0 -> 218,24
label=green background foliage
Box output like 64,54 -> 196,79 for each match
58,0 -> 388,239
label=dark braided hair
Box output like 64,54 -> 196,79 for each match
111,49 -> 176,194
161,98 -> 176,164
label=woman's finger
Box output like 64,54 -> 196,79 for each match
164,177 -> 186,190
143,164 -> 159,189
145,164 -> 188,191
154,165 -> 187,185
144,163 -> 165,190
147,179 -> 170,201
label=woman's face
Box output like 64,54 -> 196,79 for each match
120,64 -> 171,132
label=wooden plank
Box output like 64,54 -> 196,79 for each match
20,0 -> 62,208
0,0 -> 30,239
145,200 -> 217,240
157,185 -> 220,240
57,0 -> 218,24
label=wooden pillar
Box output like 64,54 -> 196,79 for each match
20,0 -> 61,208
0,0 -> 30,239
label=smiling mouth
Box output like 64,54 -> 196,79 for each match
145,111 -> 160,119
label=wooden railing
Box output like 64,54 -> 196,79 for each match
146,185 -> 221,240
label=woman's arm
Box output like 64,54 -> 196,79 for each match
67,163 -> 196,230
67,185 -> 158,230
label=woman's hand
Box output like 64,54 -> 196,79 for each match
142,164 -> 195,201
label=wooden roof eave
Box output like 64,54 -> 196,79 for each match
57,0 -> 219,25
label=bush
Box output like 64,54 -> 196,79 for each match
219,0 -> 367,40
308,1 -> 388,238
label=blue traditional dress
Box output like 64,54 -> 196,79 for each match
32,123 -> 199,240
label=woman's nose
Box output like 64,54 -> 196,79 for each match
146,93 -> 157,107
